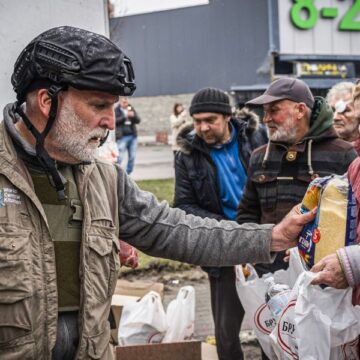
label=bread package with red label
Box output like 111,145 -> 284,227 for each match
298,174 -> 357,269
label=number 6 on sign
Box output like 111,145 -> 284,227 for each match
290,0 -> 318,30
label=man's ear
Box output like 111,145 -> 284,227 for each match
296,103 -> 307,119
37,89 -> 52,118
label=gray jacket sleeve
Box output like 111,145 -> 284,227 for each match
116,167 -> 274,266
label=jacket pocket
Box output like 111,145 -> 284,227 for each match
188,171 -> 215,205
0,229 -> 35,354
88,224 -> 120,303
0,332 -> 36,360
87,322 -> 112,359
250,174 -> 278,210
0,230 -> 32,301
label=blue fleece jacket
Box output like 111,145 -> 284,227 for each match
210,124 -> 247,220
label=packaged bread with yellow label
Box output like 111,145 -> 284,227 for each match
298,174 -> 357,269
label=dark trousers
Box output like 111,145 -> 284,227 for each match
52,311 -> 79,360
209,267 -> 244,360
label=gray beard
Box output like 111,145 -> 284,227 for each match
50,101 -> 106,162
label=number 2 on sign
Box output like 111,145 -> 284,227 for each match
290,0 -> 360,31
339,0 -> 360,31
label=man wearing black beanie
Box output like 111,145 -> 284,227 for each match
173,87 -> 268,360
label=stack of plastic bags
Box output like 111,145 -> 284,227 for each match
118,285 -> 195,345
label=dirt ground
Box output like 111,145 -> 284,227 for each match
120,266 -> 262,359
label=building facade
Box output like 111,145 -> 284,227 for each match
110,0 -> 360,134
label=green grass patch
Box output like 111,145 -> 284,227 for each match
136,178 -> 175,205
121,178 -> 193,273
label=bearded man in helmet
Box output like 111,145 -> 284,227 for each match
0,26 -> 315,359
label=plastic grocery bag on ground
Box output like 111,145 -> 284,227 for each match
118,291 -> 167,345
163,285 -> 195,343
235,247 -> 304,359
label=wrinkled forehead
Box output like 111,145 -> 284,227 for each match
330,91 -> 353,104
64,87 -> 119,104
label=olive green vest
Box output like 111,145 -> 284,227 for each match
31,166 -> 83,311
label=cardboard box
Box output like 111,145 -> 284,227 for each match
201,342 -> 218,360
114,279 -> 164,300
116,340 -> 201,360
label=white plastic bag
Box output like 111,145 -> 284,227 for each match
163,286 -> 195,343
269,271 -> 312,359
270,271 -> 360,360
118,291 -> 168,345
235,263 -> 276,358
295,272 -> 360,360
235,247 -> 304,359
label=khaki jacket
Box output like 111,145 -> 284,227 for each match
0,121 -> 120,359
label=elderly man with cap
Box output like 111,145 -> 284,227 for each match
173,87 -> 267,360
237,76 -> 357,291
0,29 -> 316,360
237,78 -> 357,266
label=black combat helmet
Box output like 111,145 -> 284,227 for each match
11,26 -> 136,200
12,26 -> 136,102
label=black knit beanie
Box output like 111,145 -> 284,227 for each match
189,87 -> 232,116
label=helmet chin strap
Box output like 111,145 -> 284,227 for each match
15,85 -> 67,201
98,130 -> 110,147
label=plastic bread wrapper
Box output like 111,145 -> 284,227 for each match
298,174 -> 357,270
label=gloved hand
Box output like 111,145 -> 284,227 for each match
119,239 -> 139,269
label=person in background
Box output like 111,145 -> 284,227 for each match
170,103 -> 191,158
115,97 -> 141,174
237,77 -> 357,359
326,81 -> 360,154
174,87 -> 268,360
311,80 -> 360,294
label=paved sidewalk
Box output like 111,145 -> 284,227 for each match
119,144 -> 174,181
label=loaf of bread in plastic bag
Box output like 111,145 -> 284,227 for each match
298,174 -> 357,269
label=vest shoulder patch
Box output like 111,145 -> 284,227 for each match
0,188 -> 21,207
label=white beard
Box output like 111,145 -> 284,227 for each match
50,99 -> 107,162
268,116 -> 298,144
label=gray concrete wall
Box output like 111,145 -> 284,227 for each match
0,0 -> 109,112
129,93 -> 194,137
